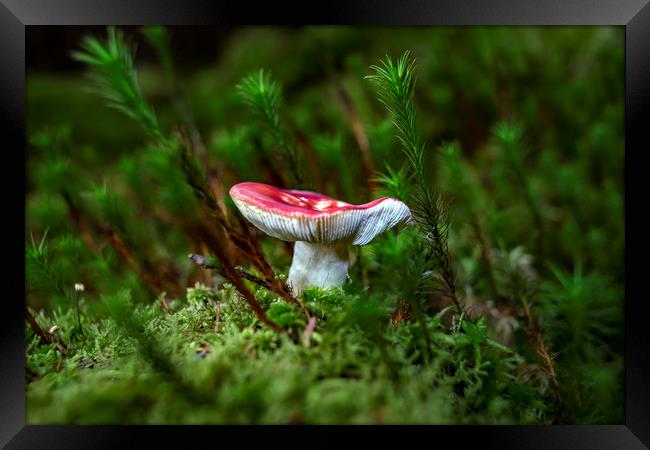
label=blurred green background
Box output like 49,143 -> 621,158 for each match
26,26 -> 624,424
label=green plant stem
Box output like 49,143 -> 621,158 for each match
366,51 -> 462,316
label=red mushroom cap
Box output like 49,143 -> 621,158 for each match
230,182 -> 411,245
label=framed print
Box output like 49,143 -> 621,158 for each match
2,0 -> 649,448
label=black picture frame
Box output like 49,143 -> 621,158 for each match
3,1 -> 649,448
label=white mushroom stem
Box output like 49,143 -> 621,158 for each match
288,241 -> 349,294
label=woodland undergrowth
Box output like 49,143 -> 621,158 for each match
25,26 -> 624,424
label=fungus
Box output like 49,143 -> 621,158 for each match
229,182 -> 412,294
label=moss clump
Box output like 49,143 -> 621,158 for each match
27,283 -> 548,424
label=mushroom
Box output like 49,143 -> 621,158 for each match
229,182 -> 412,294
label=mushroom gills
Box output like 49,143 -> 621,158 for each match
288,241 -> 350,294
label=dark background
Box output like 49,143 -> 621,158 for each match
28,26 -> 248,71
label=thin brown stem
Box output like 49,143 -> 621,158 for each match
440,267 -> 463,316
294,130 -> 323,192
191,225 -> 291,337
336,82 -> 376,193
61,191 -> 98,252
235,268 -> 311,320
516,285 -> 560,393
25,308 -> 51,346
253,136 -> 288,189
62,187 -> 181,297
213,241 -> 286,335
180,139 -> 305,336
469,215 -> 500,302
510,160 -> 546,266
99,224 -> 165,295
521,299 -> 559,390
